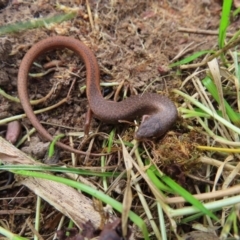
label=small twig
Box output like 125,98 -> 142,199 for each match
26,218 -> 44,240
186,173 -> 216,186
67,78 -> 77,98
178,27 -> 234,37
114,80 -> 125,102
86,0 -> 94,30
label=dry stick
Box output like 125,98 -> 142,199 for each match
114,80 -> 125,102
186,173 -> 216,186
26,218 -> 44,240
86,0 -> 94,30
180,36 -> 240,69
178,27 -> 235,37
166,184 -> 240,204
67,77 -> 76,98
31,86 -> 55,105
0,209 -> 32,215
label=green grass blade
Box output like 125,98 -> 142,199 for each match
12,170 -> 150,240
161,175 -> 218,221
0,12 -> 77,36
0,226 -> 27,240
146,166 -> 174,193
218,0 -> 232,49
233,6 -> 240,17
169,50 -> 214,67
48,134 -> 65,157
202,76 -> 240,126
173,89 -> 240,135
144,162 -> 218,220
0,165 -> 120,177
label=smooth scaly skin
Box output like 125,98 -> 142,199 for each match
17,36 -> 178,155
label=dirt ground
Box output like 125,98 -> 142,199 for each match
0,0 -> 238,239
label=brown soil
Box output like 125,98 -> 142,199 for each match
0,0 -> 238,239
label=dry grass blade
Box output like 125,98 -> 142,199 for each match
166,184 -> 240,204
119,138 -> 163,239
119,136 -> 133,237
208,58 -> 228,120
212,155 -> 234,191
